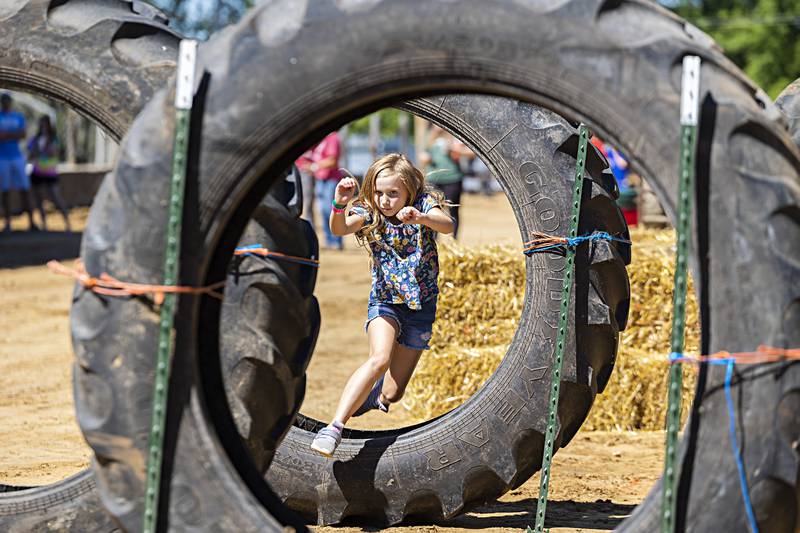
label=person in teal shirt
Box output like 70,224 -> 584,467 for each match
421,125 -> 472,238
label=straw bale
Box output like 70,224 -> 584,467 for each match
581,350 -> 696,431
584,227 -> 699,430
402,229 -> 700,430
400,345 -> 506,415
429,244 -> 525,351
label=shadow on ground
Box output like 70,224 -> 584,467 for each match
334,498 -> 636,531
0,230 -> 82,268
436,498 -> 635,530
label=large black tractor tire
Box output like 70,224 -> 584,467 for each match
0,0 -> 179,135
776,79 -> 800,147
0,486 -> 31,493
0,473 -> 116,533
221,178 -> 321,474
0,2 -> 320,531
266,94 -> 631,525
94,0 -> 799,529
69,84 -> 314,531
0,1 -> 179,531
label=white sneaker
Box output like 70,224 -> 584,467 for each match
310,425 -> 342,457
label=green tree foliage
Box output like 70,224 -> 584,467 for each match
669,0 -> 800,98
348,109 -> 412,136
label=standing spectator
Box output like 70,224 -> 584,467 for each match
472,157 -> 495,196
28,115 -> 70,232
309,131 -> 344,249
591,135 -> 637,226
423,125 -> 472,239
0,92 -> 37,232
295,148 -> 316,227
606,146 -> 630,189
591,136 -> 631,190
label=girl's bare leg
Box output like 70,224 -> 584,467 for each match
332,317 -> 398,425
380,344 -> 424,405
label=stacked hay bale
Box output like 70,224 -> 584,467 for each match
401,243 -> 523,416
583,228 -> 699,430
402,228 -> 699,431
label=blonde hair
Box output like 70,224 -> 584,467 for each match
353,153 -> 446,249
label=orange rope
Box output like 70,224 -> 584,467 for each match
670,345 -> 800,365
50,257 -> 796,367
232,246 -> 320,266
523,230 -> 632,255
48,259 -> 224,306
523,231 -> 567,253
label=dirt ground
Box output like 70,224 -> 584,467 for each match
0,194 -> 664,532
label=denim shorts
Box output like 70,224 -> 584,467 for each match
364,297 -> 438,350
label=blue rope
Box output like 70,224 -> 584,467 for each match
566,231 -> 631,247
523,231 -> 631,256
523,242 -> 567,254
235,244 -> 320,268
667,353 -> 759,533
723,359 -> 760,533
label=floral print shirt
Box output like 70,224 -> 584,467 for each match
350,193 -> 442,310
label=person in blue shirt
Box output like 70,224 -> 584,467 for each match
0,93 -> 37,231
606,146 -> 631,192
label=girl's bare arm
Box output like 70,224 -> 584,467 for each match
330,212 -> 365,236
397,205 -> 455,234
422,206 -> 456,234
329,176 -> 364,236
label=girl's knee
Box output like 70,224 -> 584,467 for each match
366,353 -> 391,375
382,386 -> 405,404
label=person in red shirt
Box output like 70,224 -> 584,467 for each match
295,149 -> 315,227
298,131 -> 344,249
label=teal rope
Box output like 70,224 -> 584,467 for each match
523,231 -> 631,255
668,353 -> 759,532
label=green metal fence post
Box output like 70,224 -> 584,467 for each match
661,54 -> 701,533
533,124 -> 590,533
142,39 -> 197,533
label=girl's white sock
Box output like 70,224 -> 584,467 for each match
330,420 -> 344,432
376,398 -> 389,413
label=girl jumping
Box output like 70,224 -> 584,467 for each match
310,153 -> 455,456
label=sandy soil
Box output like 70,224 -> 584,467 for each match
0,195 -> 664,532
